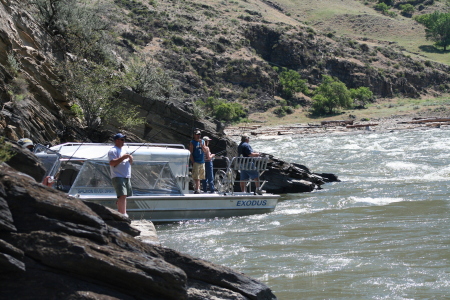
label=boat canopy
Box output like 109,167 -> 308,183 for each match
38,143 -> 190,177
35,143 -> 191,194
68,160 -> 183,196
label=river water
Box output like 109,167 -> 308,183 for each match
156,128 -> 450,300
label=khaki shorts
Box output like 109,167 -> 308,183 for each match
192,162 -> 205,180
112,177 -> 133,198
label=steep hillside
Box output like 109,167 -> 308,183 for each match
0,0 -> 449,145
112,0 -> 450,109
281,0 -> 450,64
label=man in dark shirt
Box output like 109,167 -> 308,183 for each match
189,129 -> 206,194
237,135 -> 262,194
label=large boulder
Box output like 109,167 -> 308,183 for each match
5,141 -> 46,182
0,164 -> 277,299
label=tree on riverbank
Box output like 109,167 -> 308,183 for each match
311,76 -> 353,114
415,11 -> 450,51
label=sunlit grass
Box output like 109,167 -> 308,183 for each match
271,0 -> 450,66
236,94 -> 450,127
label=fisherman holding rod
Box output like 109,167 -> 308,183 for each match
108,133 -> 133,217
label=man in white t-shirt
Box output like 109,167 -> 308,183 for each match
108,133 -> 133,217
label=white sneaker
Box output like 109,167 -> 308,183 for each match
255,188 -> 263,195
123,213 -> 129,218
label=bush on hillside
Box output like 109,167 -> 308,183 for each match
399,4 -> 415,17
0,137 -> 14,163
278,68 -> 309,102
129,57 -> 181,103
29,0 -> 115,63
62,61 -> 143,130
274,106 -> 294,117
375,2 -> 390,12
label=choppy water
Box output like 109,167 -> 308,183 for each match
157,128 -> 450,299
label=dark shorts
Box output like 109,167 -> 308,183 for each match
240,170 -> 259,180
112,177 -> 132,198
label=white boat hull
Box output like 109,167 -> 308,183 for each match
34,143 -> 281,223
79,193 -> 279,223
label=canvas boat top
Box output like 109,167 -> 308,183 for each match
35,143 -> 191,195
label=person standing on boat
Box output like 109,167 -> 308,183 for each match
238,135 -> 262,194
189,129 -> 206,194
108,133 -> 133,217
201,136 -> 215,193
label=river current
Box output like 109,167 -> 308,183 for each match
156,128 -> 450,299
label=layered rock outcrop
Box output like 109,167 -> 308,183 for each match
245,24 -> 450,99
0,156 -> 277,299
0,0 -> 78,144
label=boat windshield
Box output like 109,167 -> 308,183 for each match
33,144 -> 62,177
68,160 -> 183,196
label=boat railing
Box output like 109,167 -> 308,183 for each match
214,156 -> 269,194
231,156 -> 269,192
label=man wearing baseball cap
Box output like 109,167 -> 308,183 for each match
108,133 -> 133,217
238,135 -> 262,194
189,129 -> 206,194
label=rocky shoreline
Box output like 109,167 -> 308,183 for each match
0,147 -> 277,300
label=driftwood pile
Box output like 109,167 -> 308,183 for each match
226,118 -> 450,137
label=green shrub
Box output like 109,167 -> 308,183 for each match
0,137 -> 14,163
7,75 -> 30,103
29,0 -> 115,63
129,57 -> 180,102
278,68 -> 309,102
273,106 -> 286,117
6,52 -> 20,76
350,87 -> 373,108
214,102 -> 246,122
70,104 -> 84,119
387,11 -> 397,18
196,97 -> 246,122
273,105 -> 294,116
62,60 -> 146,130
284,106 -> 295,114
399,4 -> 415,16
374,2 -> 390,12
378,0 -> 394,5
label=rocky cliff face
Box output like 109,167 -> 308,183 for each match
0,0 -> 81,144
0,148 -> 277,299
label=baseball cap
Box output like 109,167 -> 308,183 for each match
203,136 -> 211,141
194,130 -> 201,135
241,135 -> 250,142
18,138 -> 34,148
113,133 -> 126,140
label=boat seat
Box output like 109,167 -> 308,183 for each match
231,156 -> 269,172
230,157 -> 269,191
